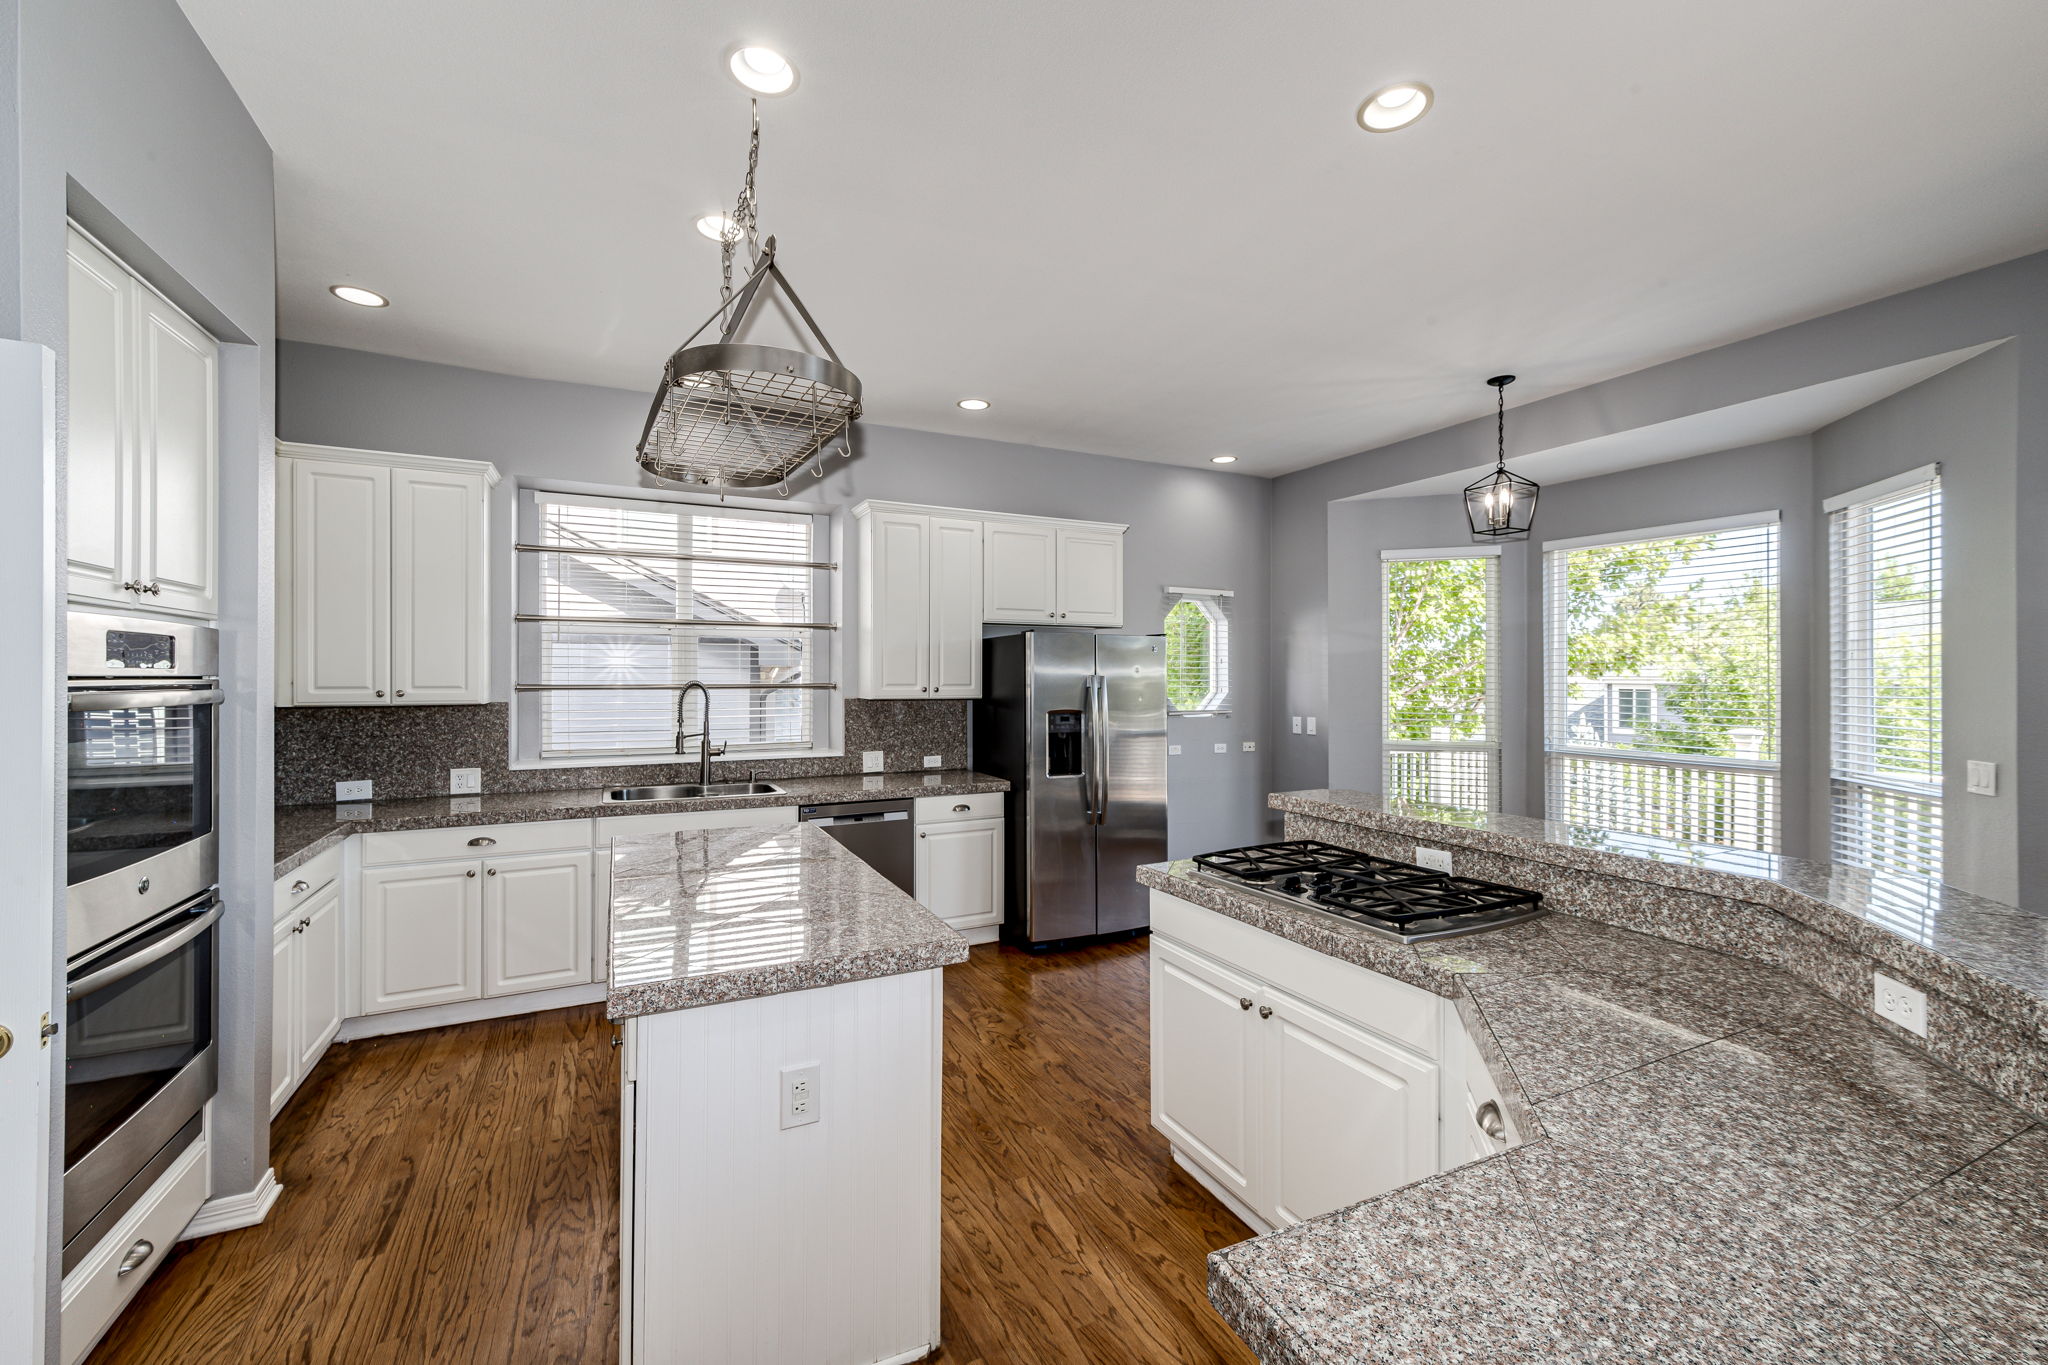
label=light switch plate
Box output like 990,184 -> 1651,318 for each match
336,780 -> 372,802
862,750 -> 884,773
1291,716 -> 1303,734
1241,740 -> 1257,752
923,754 -> 942,768
1305,717 -> 1318,736
1966,760 -> 1997,796
1213,743 -> 1227,753
1873,973 -> 1928,1036
448,767 -> 482,795
1168,744 -> 1182,756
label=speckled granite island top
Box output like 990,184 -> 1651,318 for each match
605,823 -> 967,1019
272,769 -> 1009,877
1139,859 -> 2048,1363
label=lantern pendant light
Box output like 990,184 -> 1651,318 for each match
1464,374 -> 1539,540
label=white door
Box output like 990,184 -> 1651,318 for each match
915,819 -> 1003,930
291,458 -> 392,705
64,229 -> 134,607
863,511 -> 930,697
481,851 -> 593,997
133,292 -> 218,616
390,466 -> 486,703
982,519 -> 1057,623
269,916 -> 300,1117
294,884 -> 345,1077
1150,938 -> 1260,1205
359,863 -> 482,1013
927,516 -> 984,698
1260,985 -> 1439,1228
1055,526 -> 1123,626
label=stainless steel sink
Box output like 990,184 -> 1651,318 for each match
603,781 -> 785,802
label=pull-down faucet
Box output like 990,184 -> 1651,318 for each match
674,680 -> 727,788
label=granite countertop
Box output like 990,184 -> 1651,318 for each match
272,769 -> 1010,877
605,822 -> 968,1019
1139,859 -> 2047,1363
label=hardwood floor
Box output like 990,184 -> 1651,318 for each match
91,937 -> 1254,1365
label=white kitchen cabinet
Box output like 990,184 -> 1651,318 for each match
268,917 -> 298,1117
278,442 -> 496,706
928,516 -> 984,697
270,879 -> 345,1116
65,225 -> 219,618
482,850 -> 594,997
1053,525 -> 1123,626
359,862 -> 484,1014
852,506 -> 985,699
982,519 -> 1058,622
914,816 -> 1003,934
1151,937 -> 1260,1209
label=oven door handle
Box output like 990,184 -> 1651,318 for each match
67,903 -> 223,1000
68,688 -> 225,712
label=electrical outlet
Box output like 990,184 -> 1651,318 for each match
1966,760 -> 1997,796
1873,974 -> 1928,1036
1413,846 -> 1454,874
1291,716 -> 1303,734
1213,742 -> 1227,753
862,750 -> 884,773
1305,716 -> 1318,735
448,767 -> 481,795
923,754 -> 941,768
1168,744 -> 1182,756
780,1062 -> 822,1129
336,780 -> 372,802
1241,740 -> 1257,752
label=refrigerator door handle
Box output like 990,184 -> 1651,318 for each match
1090,673 -> 1110,827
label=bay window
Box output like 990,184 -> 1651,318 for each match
1382,548 -> 1500,812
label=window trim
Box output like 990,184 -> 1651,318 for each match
1379,547 -> 1502,813
508,479 -> 844,770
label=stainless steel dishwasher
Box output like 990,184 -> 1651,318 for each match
798,799 -> 917,896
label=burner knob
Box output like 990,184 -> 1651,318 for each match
1278,874 -> 1304,894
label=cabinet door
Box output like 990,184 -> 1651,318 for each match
1150,937 -> 1260,1206
269,916 -> 299,1118
861,511 -> 930,697
391,466 -> 488,703
1055,526 -> 1123,626
927,516 -> 984,698
982,520 -> 1058,623
133,291 -> 218,616
359,862 -> 481,1013
1260,985 -> 1439,1228
481,850 -> 594,997
291,458 -> 392,704
294,883 -> 346,1077
914,818 -> 1002,930
65,229 -> 135,607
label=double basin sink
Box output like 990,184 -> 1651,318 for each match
602,781 -> 786,803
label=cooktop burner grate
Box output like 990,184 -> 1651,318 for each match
1189,840 -> 1546,941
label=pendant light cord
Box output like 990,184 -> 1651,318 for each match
1496,381 -> 1506,471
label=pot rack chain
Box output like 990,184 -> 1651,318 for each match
719,99 -> 763,327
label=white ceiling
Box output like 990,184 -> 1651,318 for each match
179,0 -> 2048,476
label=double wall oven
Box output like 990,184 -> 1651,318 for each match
63,612 -> 222,1272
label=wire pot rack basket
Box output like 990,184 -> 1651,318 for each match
635,236 -> 862,493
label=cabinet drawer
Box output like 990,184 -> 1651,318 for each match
913,792 -> 1004,824
274,844 -> 342,921
61,1134 -> 208,1365
360,818 -> 594,866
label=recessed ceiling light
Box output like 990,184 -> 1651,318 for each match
1210,455 -> 1238,464
728,46 -> 797,95
957,398 -> 990,411
695,213 -> 741,242
1358,82 -> 1433,133
329,285 -> 388,308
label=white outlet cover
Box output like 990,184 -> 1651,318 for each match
1873,973 -> 1928,1036
448,767 -> 482,794
923,754 -> 942,768
780,1062 -> 822,1130
335,780 -> 372,801
1241,740 -> 1257,752
1213,743 -> 1227,753
1413,846 -> 1454,873
1168,744 -> 1182,756
862,750 -> 885,772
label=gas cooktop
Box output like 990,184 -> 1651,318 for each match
1189,839 -> 1547,944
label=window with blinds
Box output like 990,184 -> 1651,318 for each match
1164,587 -> 1232,715
514,488 -> 836,763
1382,550 -> 1499,812
1828,468 -> 1941,880
1544,516 -> 1780,851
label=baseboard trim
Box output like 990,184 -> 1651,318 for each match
957,923 -> 1001,946
181,1166 -> 281,1241
337,981 -> 608,1042
1168,1147 -> 1271,1235
872,1345 -> 937,1365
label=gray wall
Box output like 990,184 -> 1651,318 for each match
278,342 -> 1275,858
1272,248 -> 2048,907
7,0 -> 277,1339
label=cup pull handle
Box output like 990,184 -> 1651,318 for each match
117,1240 -> 154,1276
467,837 -> 496,847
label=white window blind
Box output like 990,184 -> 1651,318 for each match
1164,587 -> 1231,715
514,489 -> 836,763
1382,551 -> 1499,812
1829,470 -> 1941,880
1544,517 -> 1780,851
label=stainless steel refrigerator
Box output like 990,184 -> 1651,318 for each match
975,632 -> 1167,946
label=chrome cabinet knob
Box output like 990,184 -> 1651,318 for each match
1238,997 -> 1253,1011
394,690 -> 405,697
486,867 -> 497,876
1475,1100 -> 1507,1141
465,868 -> 477,878
1059,612 -> 1067,618
117,1240 -> 154,1276
1257,1005 -> 1273,1020
918,831 -> 927,839
374,689 -> 385,698
146,582 -> 161,595
136,876 -> 151,895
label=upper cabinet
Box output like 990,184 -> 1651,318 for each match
66,226 -> 219,618
277,442 -> 498,706
851,501 -> 1127,699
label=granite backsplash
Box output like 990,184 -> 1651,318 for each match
275,699 -> 970,804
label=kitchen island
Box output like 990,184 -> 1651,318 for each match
607,823 -> 968,1365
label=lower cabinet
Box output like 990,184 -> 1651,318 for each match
270,881 -> 344,1117
913,816 -> 1003,934
482,850 -> 594,996
1150,901 -> 1444,1232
